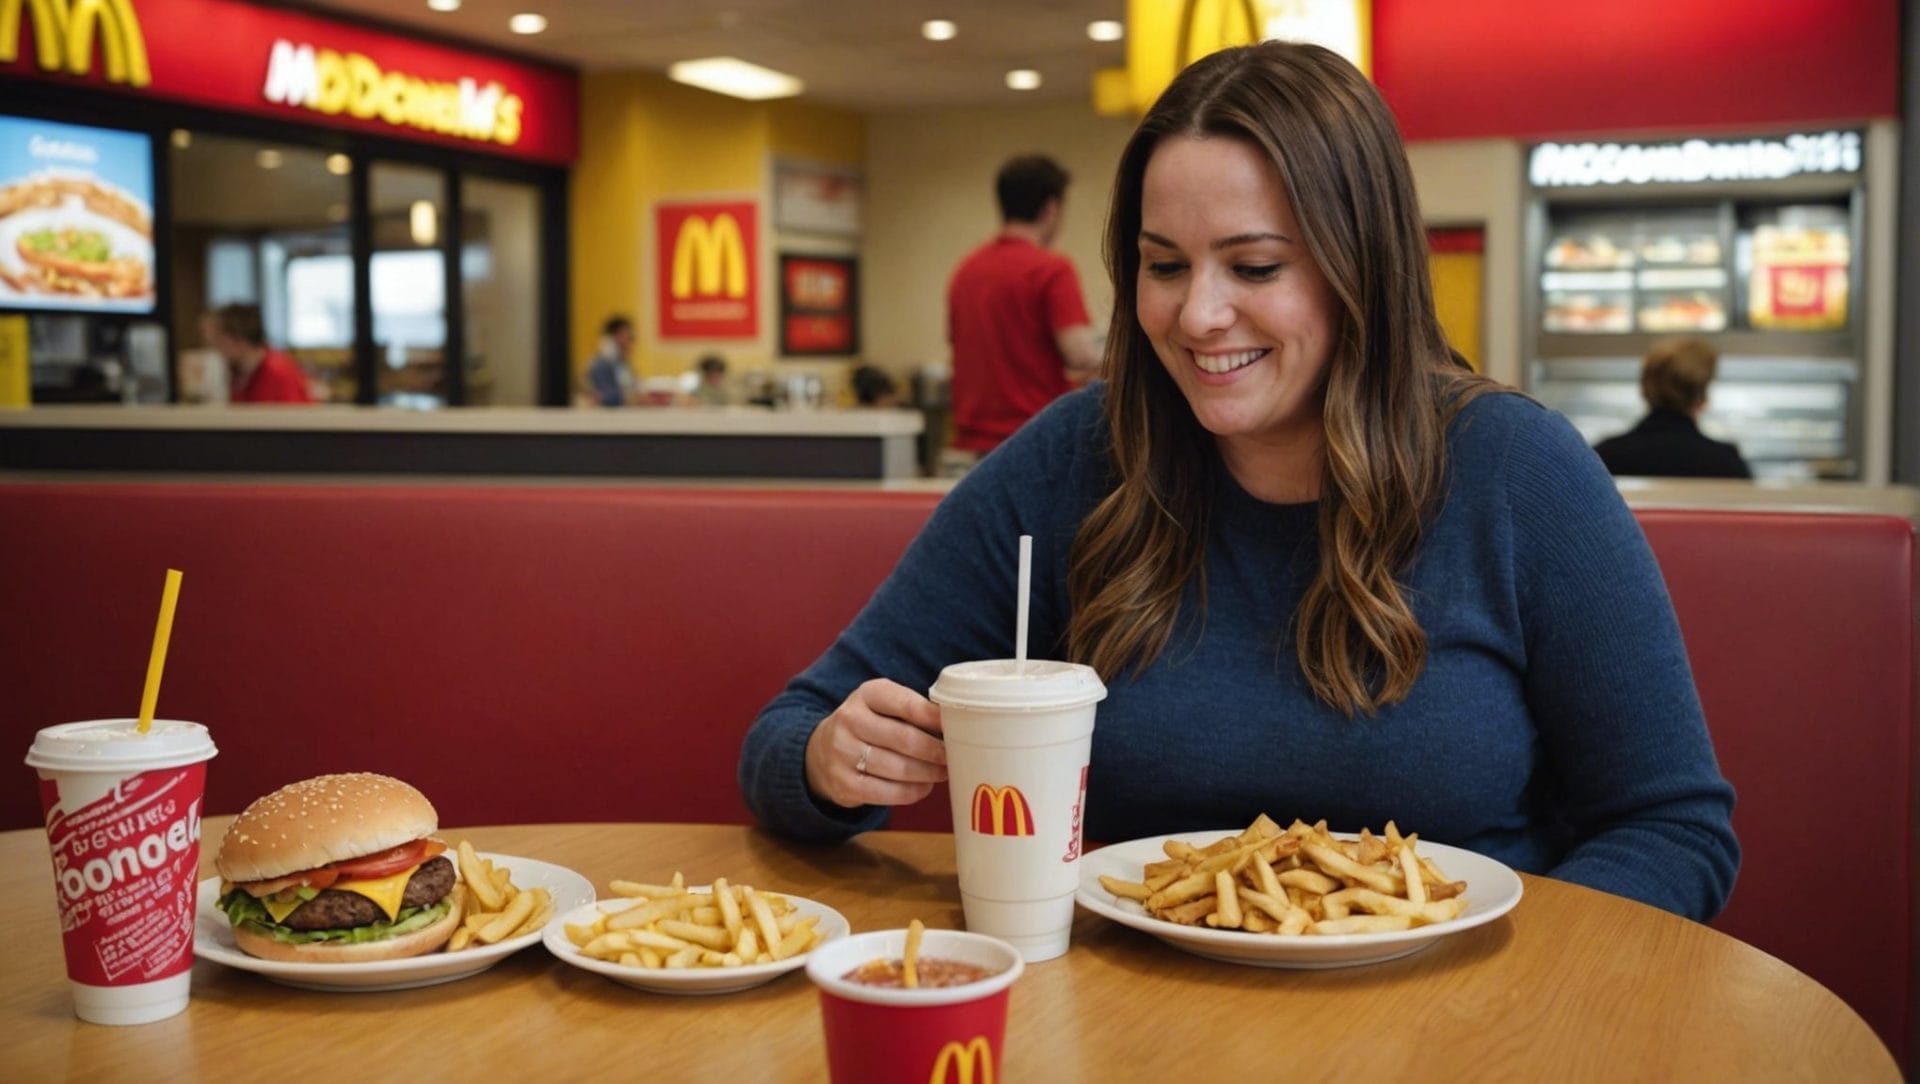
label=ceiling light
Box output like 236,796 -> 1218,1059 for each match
410,200 -> 439,246
169,129 -> 191,149
326,202 -> 349,223
922,19 -> 956,41
668,56 -> 804,101
508,12 -> 546,34
1005,69 -> 1042,91
1087,20 -> 1124,42
254,148 -> 283,169
427,0 -> 460,11
325,153 -> 351,176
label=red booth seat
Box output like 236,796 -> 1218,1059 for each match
0,483 -> 1910,1065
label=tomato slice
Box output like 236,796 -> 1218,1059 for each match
328,839 -> 441,882
236,839 -> 444,896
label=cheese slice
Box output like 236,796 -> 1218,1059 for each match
262,893 -> 305,924
334,867 -> 418,922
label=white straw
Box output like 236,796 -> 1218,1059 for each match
1015,534 -> 1032,669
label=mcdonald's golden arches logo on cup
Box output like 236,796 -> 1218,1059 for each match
928,1036 -> 996,1084
970,784 -> 1034,837
0,0 -> 150,86
655,199 -> 759,340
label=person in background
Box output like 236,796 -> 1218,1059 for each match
944,154 -> 1101,473
851,365 -> 903,408
692,354 -> 730,406
739,41 -> 1737,922
1594,337 -> 1752,479
205,304 -> 312,404
585,315 -> 637,407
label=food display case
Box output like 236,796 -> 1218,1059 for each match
1525,130 -> 1868,479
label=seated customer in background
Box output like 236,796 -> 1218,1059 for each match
1594,337 -> 1751,479
584,315 -> 638,407
851,365 -> 903,408
205,303 -> 313,404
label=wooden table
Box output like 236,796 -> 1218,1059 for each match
2,819 -> 1898,1081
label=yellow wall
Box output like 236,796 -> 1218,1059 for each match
569,73 -> 864,386
1430,249 -> 1484,370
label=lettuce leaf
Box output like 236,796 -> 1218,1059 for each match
218,890 -> 451,945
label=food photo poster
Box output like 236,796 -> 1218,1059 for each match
0,114 -> 156,314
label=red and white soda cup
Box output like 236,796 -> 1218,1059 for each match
25,719 -> 217,1026
807,928 -> 1025,1084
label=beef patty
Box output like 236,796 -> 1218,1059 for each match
282,855 -> 456,930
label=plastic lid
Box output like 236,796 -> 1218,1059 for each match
25,719 -> 217,773
927,659 -> 1107,712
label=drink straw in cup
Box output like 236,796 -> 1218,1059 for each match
1015,535 -> 1032,673
136,569 -> 184,735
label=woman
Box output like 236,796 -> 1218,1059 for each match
738,43 -> 1737,920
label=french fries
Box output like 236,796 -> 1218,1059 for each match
564,873 -> 821,970
1097,815 -> 1468,936
447,840 -> 554,951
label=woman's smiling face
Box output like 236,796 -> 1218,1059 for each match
1136,133 -> 1341,469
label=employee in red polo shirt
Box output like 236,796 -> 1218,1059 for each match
206,303 -> 314,404
944,155 -> 1100,471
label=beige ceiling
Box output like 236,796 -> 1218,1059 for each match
305,0 -> 1130,111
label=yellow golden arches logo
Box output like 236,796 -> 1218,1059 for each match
0,0 -> 151,87
670,213 -> 748,301
969,784 -> 1034,837
927,1036 -> 995,1084
1175,0 -> 1262,70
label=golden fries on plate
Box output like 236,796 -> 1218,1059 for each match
1098,815 -> 1468,936
563,872 -> 823,970
448,839 -> 555,951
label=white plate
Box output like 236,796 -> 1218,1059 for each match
194,853 -> 595,992
1074,832 -> 1523,969
543,890 -> 849,995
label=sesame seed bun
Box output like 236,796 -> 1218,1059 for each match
215,772 -> 439,884
230,885 -> 466,963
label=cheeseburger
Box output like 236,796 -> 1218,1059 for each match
215,773 -> 464,963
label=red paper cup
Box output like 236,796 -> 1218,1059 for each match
25,719 -> 217,1026
807,929 -> 1024,1084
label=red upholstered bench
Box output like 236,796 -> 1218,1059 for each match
0,482 -> 1911,1065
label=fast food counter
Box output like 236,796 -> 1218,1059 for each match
0,405 -> 925,480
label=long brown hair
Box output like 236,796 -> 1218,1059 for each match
1067,42 -> 1498,715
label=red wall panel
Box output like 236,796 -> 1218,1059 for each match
1374,0 -> 1901,141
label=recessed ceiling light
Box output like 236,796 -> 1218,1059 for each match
922,19 -> 956,41
255,148 -> 283,169
508,12 -> 546,34
1087,20 -> 1124,43
1005,69 -> 1042,91
325,153 -> 351,176
668,56 -> 804,101
427,0 -> 460,11
169,129 -> 191,149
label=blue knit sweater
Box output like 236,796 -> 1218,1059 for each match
739,386 -> 1739,921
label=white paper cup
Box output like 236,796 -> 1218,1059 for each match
929,660 -> 1104,962
25,719 -> 217,1026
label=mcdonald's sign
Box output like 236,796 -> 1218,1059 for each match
1093,0 -> 1369,116
970,784 -> 1034,837
0,0 -> 151,87
656,199 -> 759,340
927,1036 -> 996,1084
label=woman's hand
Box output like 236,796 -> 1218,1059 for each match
806,678 -> 947,809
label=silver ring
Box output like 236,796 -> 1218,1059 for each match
855,743 -> 871,775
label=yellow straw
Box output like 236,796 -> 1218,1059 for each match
137,569 -> 183,735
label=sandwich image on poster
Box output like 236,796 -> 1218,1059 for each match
0,115 -> 155,313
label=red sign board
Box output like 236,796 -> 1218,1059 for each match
0,0 -> 577,165
779,253 -> 857,356
656,200 -> 758,341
